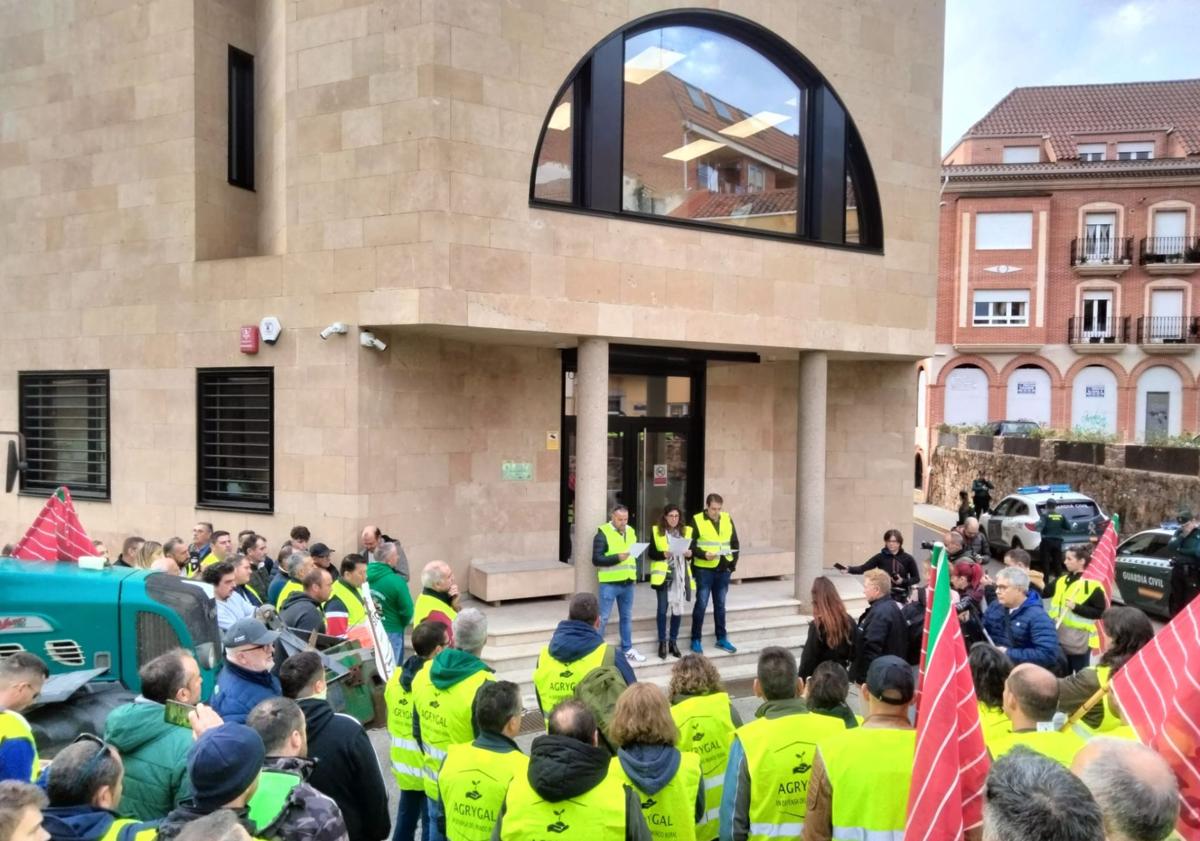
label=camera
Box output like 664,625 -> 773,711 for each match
920,540 -> 935,550
319,322 -> 348,340
359,330 -> 387,351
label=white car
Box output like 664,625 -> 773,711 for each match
979,484 -> 1107,556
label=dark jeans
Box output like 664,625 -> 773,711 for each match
1169,561 -> 1200,617
1039,538 -> 1065,580
655,586 -> 682,642
1066,652 -> 1091,674
691,568 -> 731,642
393,789 -> 427,841
973,497 -> 990,517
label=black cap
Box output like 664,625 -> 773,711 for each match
222,618 -> 279,648
866,655 -> 915,705
309,542 -> 332,558
1045,499 -> 1058,509
188,723 -> 266,809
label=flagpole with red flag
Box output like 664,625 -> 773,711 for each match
904,543 -> 990,841
11,486 -> 96,562
1109,592 -> 1200,841
1077,514 -> 1120,651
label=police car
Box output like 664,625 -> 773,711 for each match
979,484 -> 1106,556
1112,527 -> 1175,619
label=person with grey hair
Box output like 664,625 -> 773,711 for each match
173,810 -> 253,841
1072,738 -> 1181,841
268,550 -> 312,609
412,561 -> 459,646
983,746 -> 1104,841
451,608 -> 487,657
367,541 -> 414,663
993,566 -> 1061,670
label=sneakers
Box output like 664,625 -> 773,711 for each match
715,639 -> 737,654
690,640 -> 703,654
625,647 -> 647,663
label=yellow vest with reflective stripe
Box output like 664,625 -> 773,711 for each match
99,818 -> 158,841
651,526 -> 696,589
977,703 -> 1011,745
610,751 -> 700,841
692,513 -> 733,569
598,523 -> 638,583
500,766 -> 627,840
329,579 -> 367,628
275,579 -> 303,610
440,742 -> 528,841
990,728 -> 1086,768
414,669 -> 495,798
1088,666 -> 1123,733
532,643 -> 610,719
413,592 -> 457,630
737,712 -> 846,840
820,726 -> 915,841
671,693 -> 736,841
0,710 -> 37,782
1047,575 -> 1102,649
385,659 -> 430,791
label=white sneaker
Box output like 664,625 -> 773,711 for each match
625,647 -> 647,663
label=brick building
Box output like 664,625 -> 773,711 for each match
918,79 -> 1200,487
0,1 -> 943,602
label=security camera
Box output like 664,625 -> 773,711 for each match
319,322 -> 348,340
360,330 -> 387,351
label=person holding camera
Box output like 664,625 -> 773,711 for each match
834,530 -> 919,603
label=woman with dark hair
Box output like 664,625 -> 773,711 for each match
803,661 -> 858,728
951,560 -> 986,646
1058,605 -> 1154,732
798,577 -> 856,680
1044,544 -> 1108,674
649,504 -> 694,660
969,643 -> 1013,743
834,529 -> 920,602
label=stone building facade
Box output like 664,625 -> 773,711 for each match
0,0 -> 943,600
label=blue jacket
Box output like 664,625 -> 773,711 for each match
982,588 -> 1041,646
42,806 -> 154,841
1000,596 -> 1061,670
547,619 -> 636,685
211,660 -> 281,724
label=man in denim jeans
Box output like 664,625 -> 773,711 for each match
690,492 -> 740,654
592,505 -> 646,663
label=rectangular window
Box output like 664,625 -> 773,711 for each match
972,290 -> 1030,326
18,371 -> 110,499
1117,141 -> 1154,161
197,368 -> 273,512
227,46 -> 255,190
710,97 -> 734,121
1077,143 -> 1106,162
975,211 -> 1033,250
747,163 -> 765,193
1001,146 -> 1039,164
683,82 -> 707,111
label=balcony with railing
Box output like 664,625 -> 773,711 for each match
1068,316 -> 1128,353
1070,236 -> 1134,277
1140,236 -> 1200,275
1135,316 -> 1200,353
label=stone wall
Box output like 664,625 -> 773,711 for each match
928,443 -> 1200,533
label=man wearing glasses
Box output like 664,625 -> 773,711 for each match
0,653 -> 48,784
41,736 -> 156,841
211,619 -> 282,725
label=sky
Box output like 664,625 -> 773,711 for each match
942,0 -> 1200,154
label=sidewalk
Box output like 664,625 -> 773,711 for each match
914,502 -> 957,533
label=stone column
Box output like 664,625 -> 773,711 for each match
795,351 -> 827,605
573,338 -> 609,595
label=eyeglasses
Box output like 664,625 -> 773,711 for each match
72,733 -> 112,780
994,584 -> 1011,591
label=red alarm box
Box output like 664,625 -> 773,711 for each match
240,325 -> 260,354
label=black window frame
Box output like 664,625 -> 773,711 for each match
196,367 -> 274,513
227,45 -> 255,191
528,8 -> 884,252
18,370 -> 111,501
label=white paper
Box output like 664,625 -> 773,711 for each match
627,542 -> 650,560
666,534 -> 692,558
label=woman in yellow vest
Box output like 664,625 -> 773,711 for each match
668,655 -> 740,841
650,505 -> 695,660
609,683 -> 704,841
1044,544 -> 1108,674
1058,605 -> 1154,734
968,640 -> 1013,743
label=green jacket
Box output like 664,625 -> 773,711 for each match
1168,526 -> 1200,562
104,700 -> 192,820
1037,511 -> 1069,538
367,561 -> 414,633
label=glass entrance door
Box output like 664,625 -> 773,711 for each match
635,427 -> 688,578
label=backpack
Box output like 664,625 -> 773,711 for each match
573,665 -> 626,755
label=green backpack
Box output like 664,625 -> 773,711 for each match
573,665 -> 627,756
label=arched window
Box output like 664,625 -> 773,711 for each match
530,10 -> 882,249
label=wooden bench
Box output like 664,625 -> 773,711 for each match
730,546 -> 793,582
468,558 -> 575,606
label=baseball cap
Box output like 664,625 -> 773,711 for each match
866,655 -> 915,705
309,542 -> 332,558
222,617 -> 279,648
188,723 -> 266,809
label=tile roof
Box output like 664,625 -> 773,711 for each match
678,187 -> 797,220
944,157 -> 1200,181
962,79 -> 1200,158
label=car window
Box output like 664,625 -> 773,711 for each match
1035,501 -> 1098,521
1119,533 -> 1172,559
992,499 -> 1014,517
1011,502 -> 1029,517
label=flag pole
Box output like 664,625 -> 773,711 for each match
1061,682 -> 1111,731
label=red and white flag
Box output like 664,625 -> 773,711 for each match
1110,595 -> 1200,841
1082,514 -> 1120,598
11,487 -> 95,562
905,544 -> 990,841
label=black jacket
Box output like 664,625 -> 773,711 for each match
492,735 -> 651,841
275,591 -> 327,665
156,804 -> 257,841
798,615 -> 855,680
298,698 -> 390,841
848,550 -> 920,602
850,597 -> 908,683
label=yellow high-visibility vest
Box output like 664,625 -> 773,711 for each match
440,742 -> 528,841
384,660 -> 429,791
1047,575 -> 1102,650
610,751 -> 701,841
671,693 -> 736,841
500,768 -> 627,840
820,727 -> 916,841
532,643 -> 611,720
651,526 -> 696,589
692,513 -> 733,569
597,523 -> 638,583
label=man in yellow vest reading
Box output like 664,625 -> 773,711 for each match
436,680 -> 528,840
0,652 -> 48,784
593,505 -> 647,663
495,699 -> 651,840
721,647 -> 849,840
987,663 -> 1085,768
533,593 -> 636,721
803,656 -> 916,841
690,493 -> 739,655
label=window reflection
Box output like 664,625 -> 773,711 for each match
564,372 -> 690,417
845,171 -> 860,244
621,26 -> 802,234
534,86 -> 572,202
